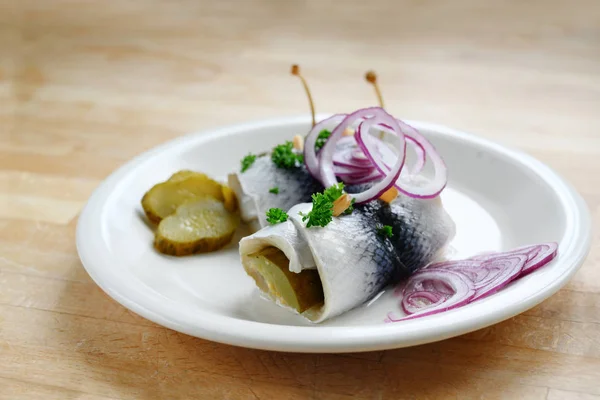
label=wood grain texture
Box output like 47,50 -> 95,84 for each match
1,0 -> 599,398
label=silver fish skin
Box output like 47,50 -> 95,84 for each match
228,155 -> 323,231
240,194 -> 456,323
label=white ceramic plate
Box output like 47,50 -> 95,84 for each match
76,114 -> 592,353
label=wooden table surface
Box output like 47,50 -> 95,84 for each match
2,0 -> 600,399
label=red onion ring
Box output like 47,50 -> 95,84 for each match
351,148 -> 369,161
334,159 -> 373,170
353,119 -> 406,195
340,170 -> 383,184
433,254 -> 527,300
304,114 -> 347,181
333,164 -> 377,177
393,120 -> 448,198
319,108 -> 407,204
422,279 -> 454,295
303,108 -> 446,200
472,254 -> 527,299
400,270 -> 476,319
405,137 -> 426,175
469,242 -> 558,277
333,146 -> 374,170
356,118 -> 446,199
376,133 -> 426,176
388,243 -> 558,322
406,290 -> 446,304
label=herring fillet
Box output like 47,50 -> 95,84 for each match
228,155 -> 323,231
240,194 -> 456,323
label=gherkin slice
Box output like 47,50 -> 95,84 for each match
167,170 -> 200,183
141,173 -> 225,224
246,247 -> 324,313
154,198 -> 239,256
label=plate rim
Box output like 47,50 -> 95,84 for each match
76,114 -> 593,353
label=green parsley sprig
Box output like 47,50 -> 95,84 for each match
266,208 -> 288,224
240,153 -> 257,172
323,182 -> 344,201
269,187 -> 279,194
301,192 -> 333,228
378,225 -> 394,238
271,141 -> 303,169
300,182 -> 353,228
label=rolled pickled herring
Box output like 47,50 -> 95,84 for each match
240,194 -> 456,323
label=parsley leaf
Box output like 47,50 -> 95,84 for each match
378,225 -> 394,238
266,208 -> 288,224
323,182 -> 345,202
271,141 -> 303,169
301,183 -> 352,228
301,193 -> 333,228
269,187 -> 279,194
315,129 -> 331,151
240,153 -> 257,172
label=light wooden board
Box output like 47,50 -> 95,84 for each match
1,0 -> 599,398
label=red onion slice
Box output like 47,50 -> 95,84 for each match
422,279 -> 454,295
400,270 -> 476,319
351,148 -> 369,161
304,109 -> 447,201
393,120 -> 448,199
333,145 -> 374,169
405,290 -> 447,305
424,259 -> 482,270
387,243 -> 558,322
334,158 -> 373,169
403,291 -> 448,312
373,122 -> 426,176
334,160 -> 373,170
340,170 -> 383,184
472,254 -> 527,299
432,254 -> 527,300
518,242 -> 558,276
318,108 -> 387,187
304,114 -> 347,181
405,137 -> 426,175
356,118 -> 446,199
334,136 -> 414,173
319,107 -> 406,204
378,135 -> 426,176
333,164 -> 376,177
469,242 -> 558,277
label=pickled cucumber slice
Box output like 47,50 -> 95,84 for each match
172,170 -> 238,212
154,198 -> 239,256
141,173 -> 225,224
246,247 -> 324,313
167,170 -> 199,183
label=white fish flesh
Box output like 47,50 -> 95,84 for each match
228,155 -> 323,231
